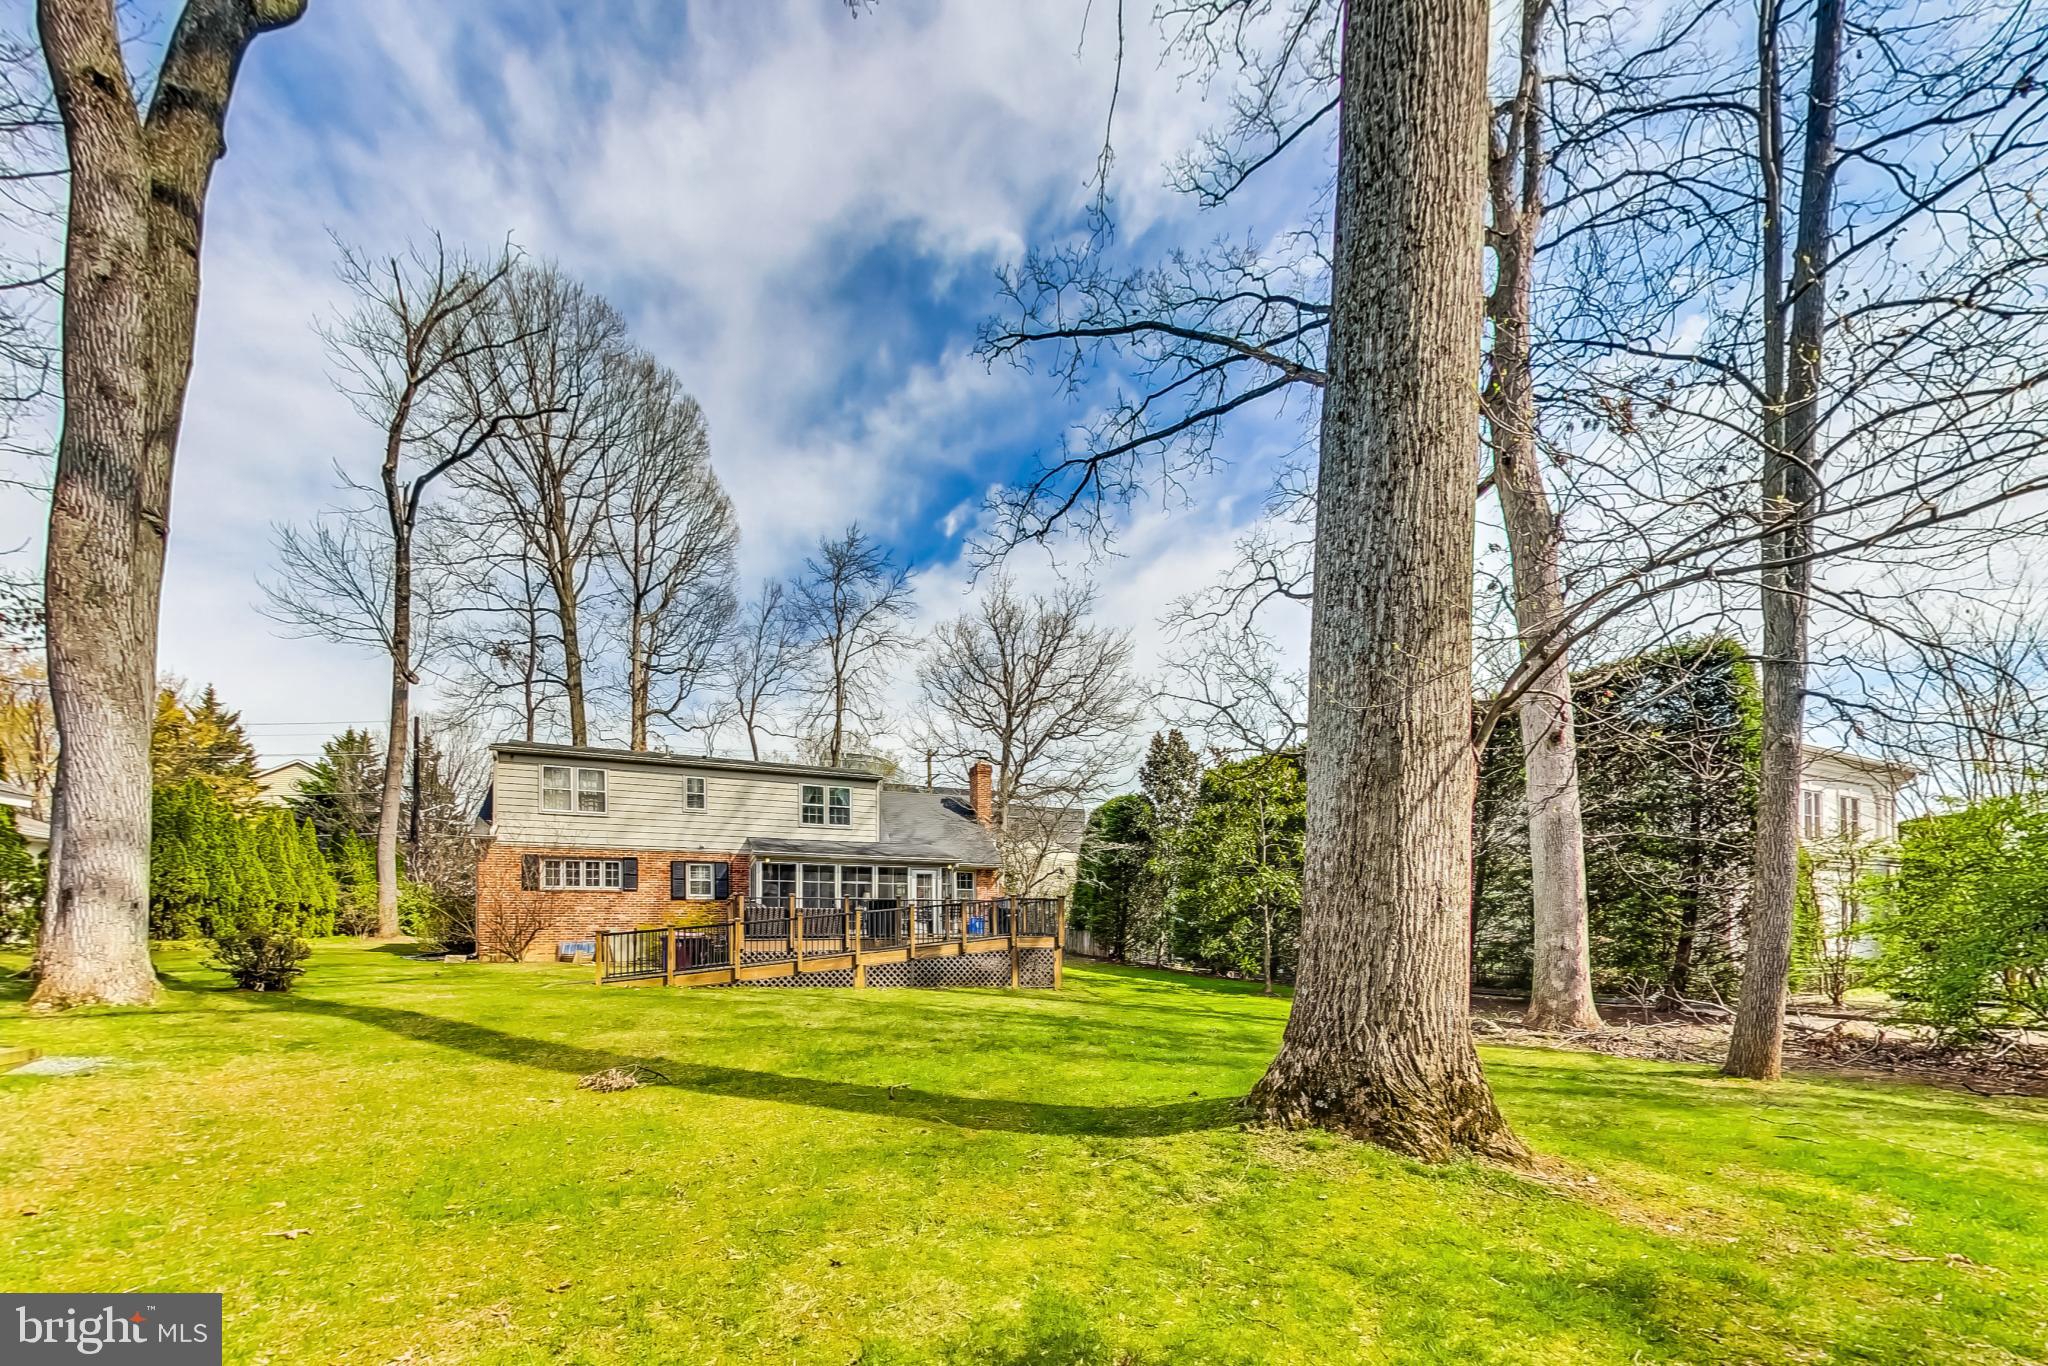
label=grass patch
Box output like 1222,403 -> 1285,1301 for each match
2,942 -> 2044,1363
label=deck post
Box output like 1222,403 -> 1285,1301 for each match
662,928 -> 673,987
727,913 -> 742,982
594,930 -> 605,986
958,895 -> 968,952
850,898 -> 865,988
1054,896 -> 1067,988
790,894 -> 803,975
907,901 -> 917,957
1008,895 -> 1020,988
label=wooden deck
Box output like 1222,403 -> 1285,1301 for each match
595,897 -> 1067,990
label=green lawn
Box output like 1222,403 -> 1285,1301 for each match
3,944 -> 2044,1364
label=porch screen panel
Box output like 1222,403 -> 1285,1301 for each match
801,864 -> 838,908
875,866 -> 909,906
841,865 -> 875,904
758,861 -> 798,903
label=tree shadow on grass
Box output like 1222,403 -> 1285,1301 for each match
244,990 -> 1242,1139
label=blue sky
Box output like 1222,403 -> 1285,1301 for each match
1,0 -> 1327,763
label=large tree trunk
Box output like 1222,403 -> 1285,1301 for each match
1247,0 -> 1521,1162
1485,0 -> 1597,1034
33,0 -> 306,1009
1727,0 -> 1842,1081
374,548 -> 409,938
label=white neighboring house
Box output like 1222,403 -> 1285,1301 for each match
0,778 -> 48,857
1798,746 -> 1918,956
254,760 -> 316,807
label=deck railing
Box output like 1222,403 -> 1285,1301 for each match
594,895 -> 1067,987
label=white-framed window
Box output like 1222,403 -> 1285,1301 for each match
685,862 -> 716,899
955,870 -> 977,900
542,857 -> 623,890
540,765 -> 608,814
1800,788 -> 1823,840
842,865 -> 874,903
758,861 -> 798,903
801,784 -> 825,825
685,776 -> 706,810
801,864 -> 838,907
1837,794 -> 1862,838
828,786 -> 851,826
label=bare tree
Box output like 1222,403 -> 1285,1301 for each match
915,579 -> 1143,891
1245,0 -> 1521,1160
261,235 -> 535,937
596,355 -> 738,751
438,535 -> 565,744
449,262 -> 631,747
0,28 -> 62,478
719,580 -> 807,761
792,525 -> 912,766
1485,0 -> 1598,1032
34,0 -> 306,1008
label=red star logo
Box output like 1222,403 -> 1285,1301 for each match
129,1312 -> 146,1323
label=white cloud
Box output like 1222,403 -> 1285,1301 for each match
7,0 -> 1296,763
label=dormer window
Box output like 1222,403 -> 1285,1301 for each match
802,784 -> 852,826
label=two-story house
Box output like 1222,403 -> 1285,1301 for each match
1798,746 -> 1918,954
474,742 -> 1014,960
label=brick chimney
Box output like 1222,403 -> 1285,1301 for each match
968,760 -> 993,826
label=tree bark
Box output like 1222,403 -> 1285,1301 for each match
1727,0 -> 1843,1081
33,0 -> 306,1008
1247,0 -> 1521,1162
1485,0 -> 1598,1034
374,528 -> 409,939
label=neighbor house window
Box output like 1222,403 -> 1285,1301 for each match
801,784 -> 825,824
1838,794 -> 1861,838
685,862 -> 716,899
955,870 -> 977,900
1800,789 -> 1823,839
542,858 -> 622,890
540,765 -> 607,814
829,786 -> 851,826
685,776 -> 705,810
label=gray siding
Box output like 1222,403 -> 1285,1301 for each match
489,755 -> 882,851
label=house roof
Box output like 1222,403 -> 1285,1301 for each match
881,789 -> 1002,866
1804,745 -> 1920,783
491,740 -> 886,784
0,778 -> 31,810
743,836 -> 976,864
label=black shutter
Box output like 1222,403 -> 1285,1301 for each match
669,860 -> 688,900
620,857 -> 638,891
713,863 -> 731,900
520,854 -> 539,890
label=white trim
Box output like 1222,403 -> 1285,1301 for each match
539,764 -> 609,816
541,856 -> 625,891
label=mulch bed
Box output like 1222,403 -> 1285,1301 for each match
1471,997 -> 2048,1098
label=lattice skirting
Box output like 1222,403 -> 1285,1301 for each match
739,966 -> 857,988
1018,948 -> 1057,988
863,961 -> 914,989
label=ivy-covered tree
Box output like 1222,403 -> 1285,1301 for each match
1071,793 -> 1154,962
1476,637 -> 1761,998
1136,729 -> 1202,962
1172,753 -> 1306,993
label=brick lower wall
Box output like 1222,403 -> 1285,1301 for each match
475,845 -> 751,961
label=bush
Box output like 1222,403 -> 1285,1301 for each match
1870,794 -> 2048,1042
414,886 -> 477,956
0,807 -> 44,945
209,926 -> 310,992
